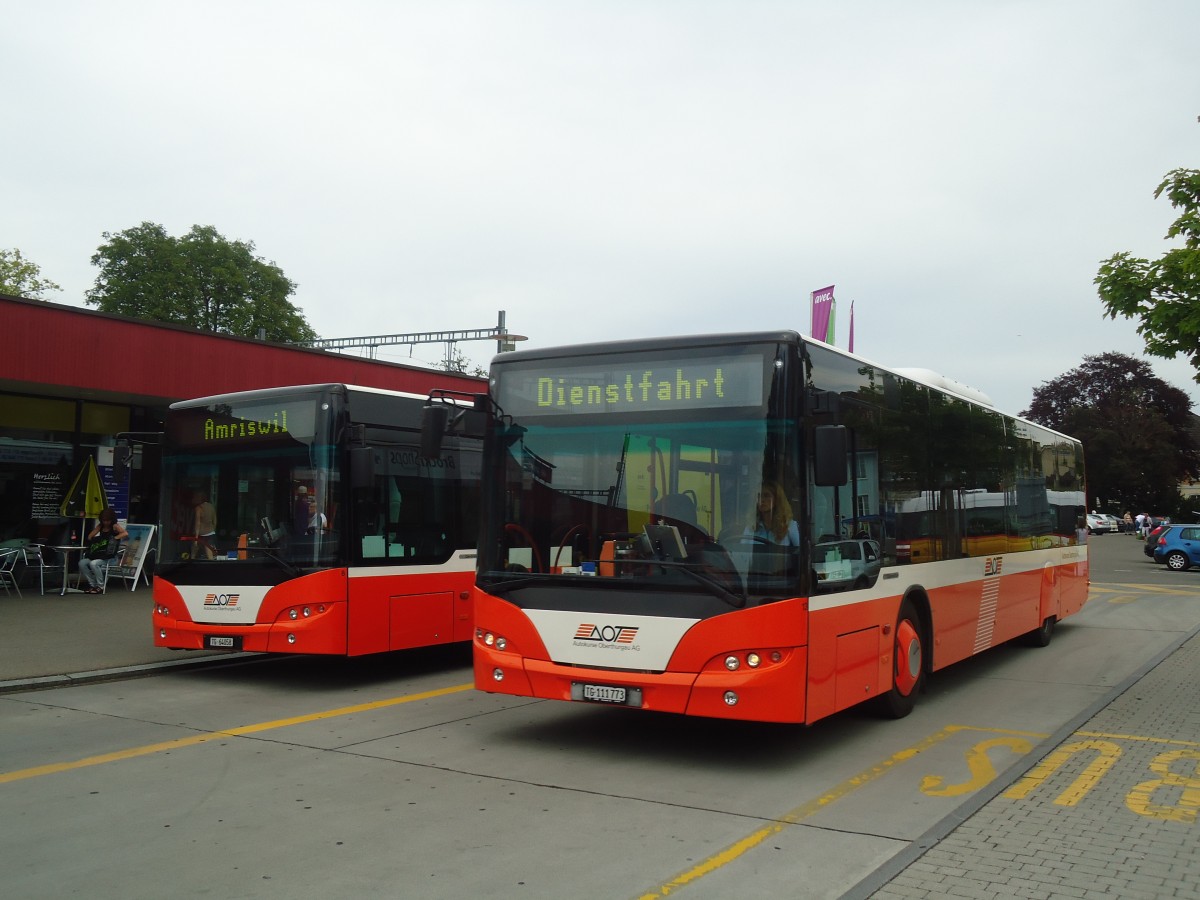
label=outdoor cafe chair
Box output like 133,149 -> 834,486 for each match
0,547 -> 22,597
23,544 -> 65,596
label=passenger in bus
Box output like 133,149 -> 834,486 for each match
745,481 -> 800,546
192,491 -> 217,559
292,485 -> 312,535
292,486 -> 327,535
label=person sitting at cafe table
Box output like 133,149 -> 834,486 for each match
79,508 -> 128,594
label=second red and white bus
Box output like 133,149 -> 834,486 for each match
450,331 -> 1088,724
152,383 -> 482,656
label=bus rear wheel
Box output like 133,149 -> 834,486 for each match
1022,614 -> 1056,647
879,599 -> 924,719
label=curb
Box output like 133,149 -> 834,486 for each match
0,652 -> 267,694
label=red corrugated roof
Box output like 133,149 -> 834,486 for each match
1,294 -> 485,404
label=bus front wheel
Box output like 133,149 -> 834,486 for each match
880,599 -> 925,719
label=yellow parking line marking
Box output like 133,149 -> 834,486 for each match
1076,730 -> 1200,749
1090,582 -> 1199,596
636,727 -> 963,899
0,682 -> 473,785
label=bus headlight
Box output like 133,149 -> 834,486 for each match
289,609 -> 298,620
724,655 -> 740,671
493,668 -> 504,682
723,691 -> 739,706
747,653 -> 762,668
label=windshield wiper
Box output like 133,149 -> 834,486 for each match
658,561 -> 747,609
254,547 -> 304,580
616,558 -> 747,609
484,573 -> 550,596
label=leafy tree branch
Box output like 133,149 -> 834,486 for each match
86,222 -> 317,342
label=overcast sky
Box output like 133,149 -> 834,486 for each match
4,1 -> 1198,413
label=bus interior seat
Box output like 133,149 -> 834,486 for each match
659,493 -> 706,535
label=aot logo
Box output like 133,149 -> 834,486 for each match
574,623 -> 639,644
983,557 -> 1003,577
203,593 -> 241,607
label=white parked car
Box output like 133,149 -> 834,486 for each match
814,538 -> 882,591
1086,513 -> 1113,534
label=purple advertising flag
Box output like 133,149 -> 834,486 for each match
810,285 -> 835,343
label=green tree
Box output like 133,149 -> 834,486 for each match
1096,167 -> 1200,384
0,247 -> 62,298
86,222 -> 318,342
1022,352 -> 1199,514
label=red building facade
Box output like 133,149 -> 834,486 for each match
0,294 -> 484,538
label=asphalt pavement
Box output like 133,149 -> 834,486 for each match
2,536 -> 1199,898
0,572 -> 242,691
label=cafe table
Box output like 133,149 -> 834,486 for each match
52,545 -> 87,595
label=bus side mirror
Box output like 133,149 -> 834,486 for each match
420,404 -> 449,459
814,425 -> 848,486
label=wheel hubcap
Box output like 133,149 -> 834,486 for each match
894,619 -> 921,696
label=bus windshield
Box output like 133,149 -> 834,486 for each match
480,343 -> 801,607
158,388 -> 340,569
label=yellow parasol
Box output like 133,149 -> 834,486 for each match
60,455 -> 107,543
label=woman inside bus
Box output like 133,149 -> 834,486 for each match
745,480 -> 800,546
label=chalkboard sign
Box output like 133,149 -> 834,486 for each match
32,471 -> 65,519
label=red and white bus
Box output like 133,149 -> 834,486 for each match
152,383 -> 482,656
450,331 -> 1088,724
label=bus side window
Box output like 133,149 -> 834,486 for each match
353,473 -> 387,561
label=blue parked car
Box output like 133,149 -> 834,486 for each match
1152,525 -> 1200,571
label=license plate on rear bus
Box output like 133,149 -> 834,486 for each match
571,682 -> 644,707
205,635 -> 241,651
